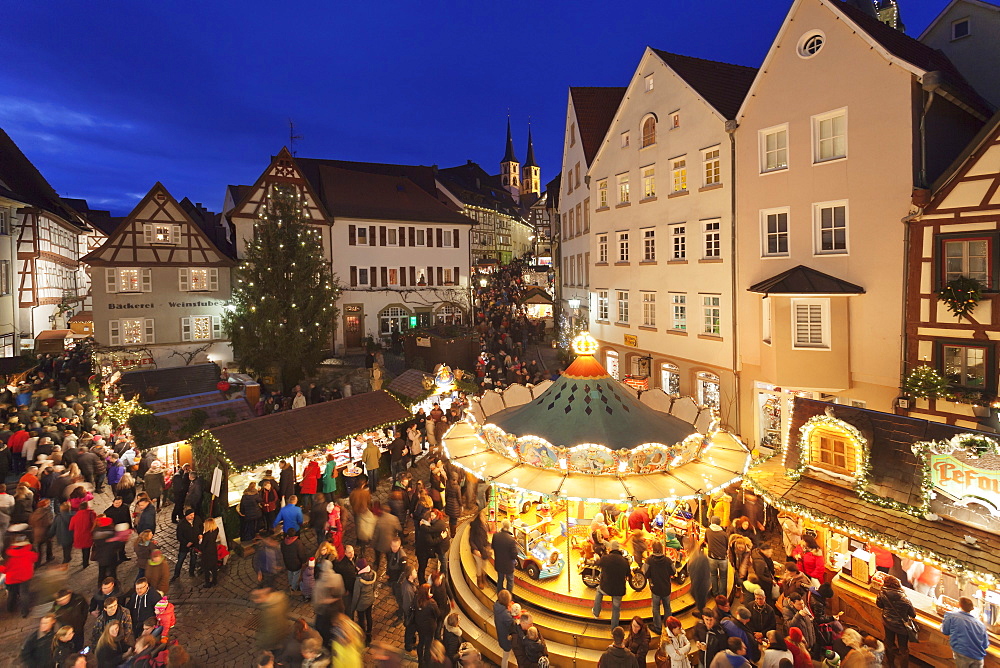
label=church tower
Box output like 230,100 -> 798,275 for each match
520,127 -> 540,199
500,118 -> 520,198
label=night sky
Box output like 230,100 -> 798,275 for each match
3,1 -> 945,216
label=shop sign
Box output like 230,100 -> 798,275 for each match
416,336 -> 431,348
345,305 -> 362,313
624,334 -> 638,347
930,453 -> 1000,515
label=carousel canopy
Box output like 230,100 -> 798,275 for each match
489,349 -> 694,450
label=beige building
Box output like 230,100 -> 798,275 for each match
734,0 -> 990,448
587,48 -> 755,428
84,183 -> 236,369
920,0 -> 1000,108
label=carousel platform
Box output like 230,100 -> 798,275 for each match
448,522 -> 697,666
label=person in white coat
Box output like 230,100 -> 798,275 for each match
658,616 -> 692,668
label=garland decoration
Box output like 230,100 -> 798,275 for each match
101,396 -> 152,430
938,276 -> 983,320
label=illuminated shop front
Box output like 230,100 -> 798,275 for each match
747,398 -> 1000,667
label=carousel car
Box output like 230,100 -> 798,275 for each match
513,521 -> 565,580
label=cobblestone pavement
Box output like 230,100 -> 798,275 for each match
0,453 -> 476,667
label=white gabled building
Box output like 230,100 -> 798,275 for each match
83,183 -> 236,369
228,149 -> 473,352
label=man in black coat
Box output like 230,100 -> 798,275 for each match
592,540 -> 629,631
491,519 -> 518,593
172,508 -> 200,581
170,467 -> 190,523
52,587 -> 89,650
752,544 -> 777,604
123,577 -> 162,627
334,544 -> 357,595
278,461 -> 295,503
642,540 -> 676,634
185,472 -> 204,515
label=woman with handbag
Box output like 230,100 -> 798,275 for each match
875,575 -> 917,667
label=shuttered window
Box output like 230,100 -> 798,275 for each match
792,299 -> 828,349
181,315 -> 221,341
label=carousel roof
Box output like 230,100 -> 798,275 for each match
488,348 -> 695,450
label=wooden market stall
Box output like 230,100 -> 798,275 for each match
746,398 -> 1000,667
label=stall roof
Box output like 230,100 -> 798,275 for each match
386,369 -> 432,401
210,390 -> 410,468
35,329 -> 73,340
518,287 -> 553,305
120,363 -> 221,402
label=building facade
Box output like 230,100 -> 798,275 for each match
228,150 -> 473,352
587,49 -> 755,429
920,0 -> 1000,108
734,0 -> 990,448
83,183 -> 236,369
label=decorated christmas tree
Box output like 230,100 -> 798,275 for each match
224,185 -> 342,391
902,364 -> 951,400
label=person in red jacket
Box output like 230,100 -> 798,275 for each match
68,501 -> 96,569
798,534 -> 827,585
7,427 -> 29,476
299,460 -> 321,511
2,532 -> 39,616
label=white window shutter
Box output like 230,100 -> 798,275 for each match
208,268 -> 219,291
105,268 -> 116,294
141,268 -> 152,292
144,318 -> 155,344
171,225 -> 181,245
109,320 -> 121,346
212,315 -> 222,339
181,317 -> 192,342
178,268 -> 189,292
143,225 -> 153,244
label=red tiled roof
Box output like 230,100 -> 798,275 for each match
570,87 -> 627,166
652,50 -> 758,120
209,390 -> 410,469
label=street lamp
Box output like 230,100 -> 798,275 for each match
567,298 -> 581,334
479,278 -> 488,288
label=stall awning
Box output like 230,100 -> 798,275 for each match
35,329 -> 73,341
747,457 -> 1000,581
210,390 -> 410,469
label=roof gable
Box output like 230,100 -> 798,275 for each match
228,147 -> 331,224
82,183 -> 236,267
569,87 -> 627,167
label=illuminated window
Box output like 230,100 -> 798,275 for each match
435,304 -> 463,325
641,116 -> 656,148
704,148 -> 721,186
379,306 -> 411,335
617,173 -> 630,204
598,180 -> 608,208
642,292 -> 655,327
644,75 -> 654,92
606,350 -> 620,380
144,224 -> 179,245
661,363 -> 680,394
671,158 -> 687,192
642,167 -> 655,199
187,316 -> 213,341
189,269 -> 208,291
698,372 -> 720,408
119,269 -> 140,293
943,343 -> 987,388
109,318 -> 153,346
809,426 -> 856,474
598,234 -> 608,263
597,290 -> 609,321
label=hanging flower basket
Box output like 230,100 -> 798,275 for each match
938,276 -> 984,319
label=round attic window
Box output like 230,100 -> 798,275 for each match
798,31 -> 825,58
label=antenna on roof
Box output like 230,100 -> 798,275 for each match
288,119 -> 303,156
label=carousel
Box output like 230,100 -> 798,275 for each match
443,333 -> 752,651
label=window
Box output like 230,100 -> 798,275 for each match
575,163 -> 581,188
671,294 -> 687,331
703,148 -> 721,186
943,344 -> 987,387
143,224 -> 180,245
798,31 -> 825,58
644,75 -> 654,92
566,172 -> 573,194
698,372 -> 721,408
762,209 -> 789,257
760,125 -> 789,172
661,363 -> 680,394
575,204 -> 582,236
671,225 -> 686,260
702,295 -> 721,335
598,234 -> 608,263
814,110 -> 847,162
389,268 -> 401,286
0,260 -> 8,296
642,166 -> 656,199
642,228 -> 656,262
617,231 -> 629,263
671,158 -> 687,193
815,202 -> 848,254
598,180 -> 608,208
569,122 -> 576,146
435,304 -> 463,325
583,198 -> 590,232
118,269 -> 140,293
606,351 -> 620,380
642,292 -> 656,327
621,132 -> 630,148
762,297 -> 772,344
0,210 -> 8,235
386,227 -> 398,246
584,252 -> 590,287
952,17 -> 970,40
442,229 -> 453,247
704,220 -> 721,258
617,290 -> 629,323
597,290 -> 609,320
357,226 -> 368,245
809,427 -> 855,473
109,318 -> 154,346
181,315 -> 221,341
357,267 -> 370,286
379,306 -> 411,335
180,268 -> 219,292
792,299 -> 829,348
641,116 -> 656,148
942,236 -> 992,287
671,112 -> 680,129
567,210 -> 575,240
617,173 -> 630,204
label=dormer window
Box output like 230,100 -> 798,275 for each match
144,223 -> 180,245
801,415 -> 864,478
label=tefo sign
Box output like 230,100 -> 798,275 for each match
930,453 -> 1000,515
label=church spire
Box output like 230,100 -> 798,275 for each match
524,126 -> 538,168
502,117 -> 518,163
520,123 -> 540,199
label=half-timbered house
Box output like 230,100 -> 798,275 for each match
905,112 -> 1000,428
228,149 -> 473,352
83,183 -> 236,370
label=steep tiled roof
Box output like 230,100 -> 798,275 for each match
178,198 -> 236,259
386,368 -> 432,401
834,0 -> 993,116
210,390 -> 410,468
569,87 -> 627,166
304,164 -> 473,225
748,265 -> 865,295
0,128 -> 85,226
437,162 -> 522,218
652,50 -> 758,120
61,198 -> 119,235
295,158 -> 441,199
